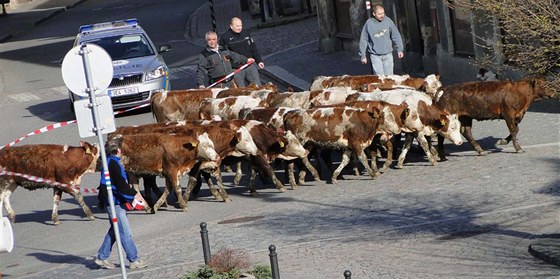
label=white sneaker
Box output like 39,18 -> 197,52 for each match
129,259 -> 148,269
95,258 -> 116,269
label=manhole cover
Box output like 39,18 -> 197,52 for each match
218,215 -> 265,224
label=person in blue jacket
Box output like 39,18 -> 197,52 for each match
359,4 -> 404,76
95,140 -> 148,270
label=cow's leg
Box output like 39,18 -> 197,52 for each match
233,161 -> 243,185
212,168 -> 232,202
153,178 -> 171,213
503,117 -> 524,152
459,118 -> 486,155
416,133 -> 438,166
286,161 -> 298,189
300,156 -> 321,182
426,135 -> 440,161
52,188 -> 63,225
350,152 -> 361,176
396,133 -> 414,169
356,148 -> 376,178
331,150 -> 352,184
67,188 -> 95,221
437,134 -> 447,161
184,167 -> 201,204
173,174 -> 188,211
381,138 -> 394,172
248,167 -> 259,196
251,154 -> 286,192
1,182 -> 17,223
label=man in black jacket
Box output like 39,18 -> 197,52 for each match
219,17 -> 264,87
197,31 -> 254,88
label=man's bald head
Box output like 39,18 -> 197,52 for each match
230,17 -> 243,34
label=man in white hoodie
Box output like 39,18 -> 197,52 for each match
359,4 -> 404,76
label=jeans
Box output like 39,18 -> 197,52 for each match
369,53 -> 394,76
233,63 -> 261,87
97,204 -> 138,262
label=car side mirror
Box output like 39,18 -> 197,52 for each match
158,44 -> 172,54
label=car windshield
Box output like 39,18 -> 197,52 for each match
85,34 -> 154,60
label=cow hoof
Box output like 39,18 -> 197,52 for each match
395,165 -> 404,169
497,139 -> 508,145
87,215 -> 95,221
223,198 -> 232,203
515,149 -> 526,153
278,187 -> 287,193
439,156 -> 448,162
477,150 -> 490,156
250,191 -> 259,197
331,179 -> 339,184
53,220 -> 61,225
181,207 -> 188,212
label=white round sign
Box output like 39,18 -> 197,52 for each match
61,44 -> 113,97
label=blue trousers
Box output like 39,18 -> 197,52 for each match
97,204 -> 138,262
369,53 -> 394,76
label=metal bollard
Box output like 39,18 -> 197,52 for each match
269,245 -> 280,279
200,222 -> 211,265
344,270 -> 352,279
208,0 -> 217,32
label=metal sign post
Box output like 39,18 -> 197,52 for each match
62,44 -> 126,278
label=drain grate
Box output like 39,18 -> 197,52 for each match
218,215 -> 265,224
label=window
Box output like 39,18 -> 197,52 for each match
449,4 -> 474,57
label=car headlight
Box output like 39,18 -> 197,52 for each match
145,65 -> 167,81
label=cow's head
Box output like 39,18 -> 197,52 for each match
422,74 -> 442,97
530,77 -> 557,99
80,141 -> 100,173
437,113 -> 463,146
233,126 -> 259,156
278,130 -> 308,159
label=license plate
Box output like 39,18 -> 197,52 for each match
109,87 -> 139,97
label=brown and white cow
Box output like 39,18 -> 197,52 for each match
434,78 -> 556,158
110,132 -> 220,212
283,107 -> 384,184
111,122 -> 258,207
346,89 -> 463,168
0,142 -> 99,224
150,88 -> 224,122
207,119 -> 320,192
318,100 -> 409,173
215,82 -> 278,98
199,95 -> 270,120
310,74 -> 442,97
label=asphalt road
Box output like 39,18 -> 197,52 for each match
0,1 -> 560,278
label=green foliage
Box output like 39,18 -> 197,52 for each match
248,264 -> 273,279
445,0 -> 560,92
181,248 -> 272,279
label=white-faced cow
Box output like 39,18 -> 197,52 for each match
0,142 -> 99,224
110,132 -> 220,212
346,89 -> 463,168
283,107 -> 384,184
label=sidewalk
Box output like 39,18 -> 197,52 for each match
1,0 -> 560,277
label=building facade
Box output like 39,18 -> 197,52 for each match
317,0 -> 516,83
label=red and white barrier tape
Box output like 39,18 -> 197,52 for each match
208,61 -> 253,88
0,169 -> 99,194
0,103 -> 150,151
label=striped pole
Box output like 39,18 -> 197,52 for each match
209,0 -> 217,32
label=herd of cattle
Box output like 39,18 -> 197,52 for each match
0,73 -> 556,225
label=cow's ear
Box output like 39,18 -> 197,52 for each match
369,110 -> 380,119
183,142 -> 198,150
439,117 -> 447,127
230,133 -> 241,146
402,108 -> 410,122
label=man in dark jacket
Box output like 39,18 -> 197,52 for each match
197,31 -> 254,88
219,17 -> 264,87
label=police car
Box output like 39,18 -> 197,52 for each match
68,19 -> 171,110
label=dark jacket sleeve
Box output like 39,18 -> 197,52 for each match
219,31 -> 229,50
248,34 -> 263,64
229,50 -> 248,67
196,53 -> 209,86
108,160 -> 137,201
